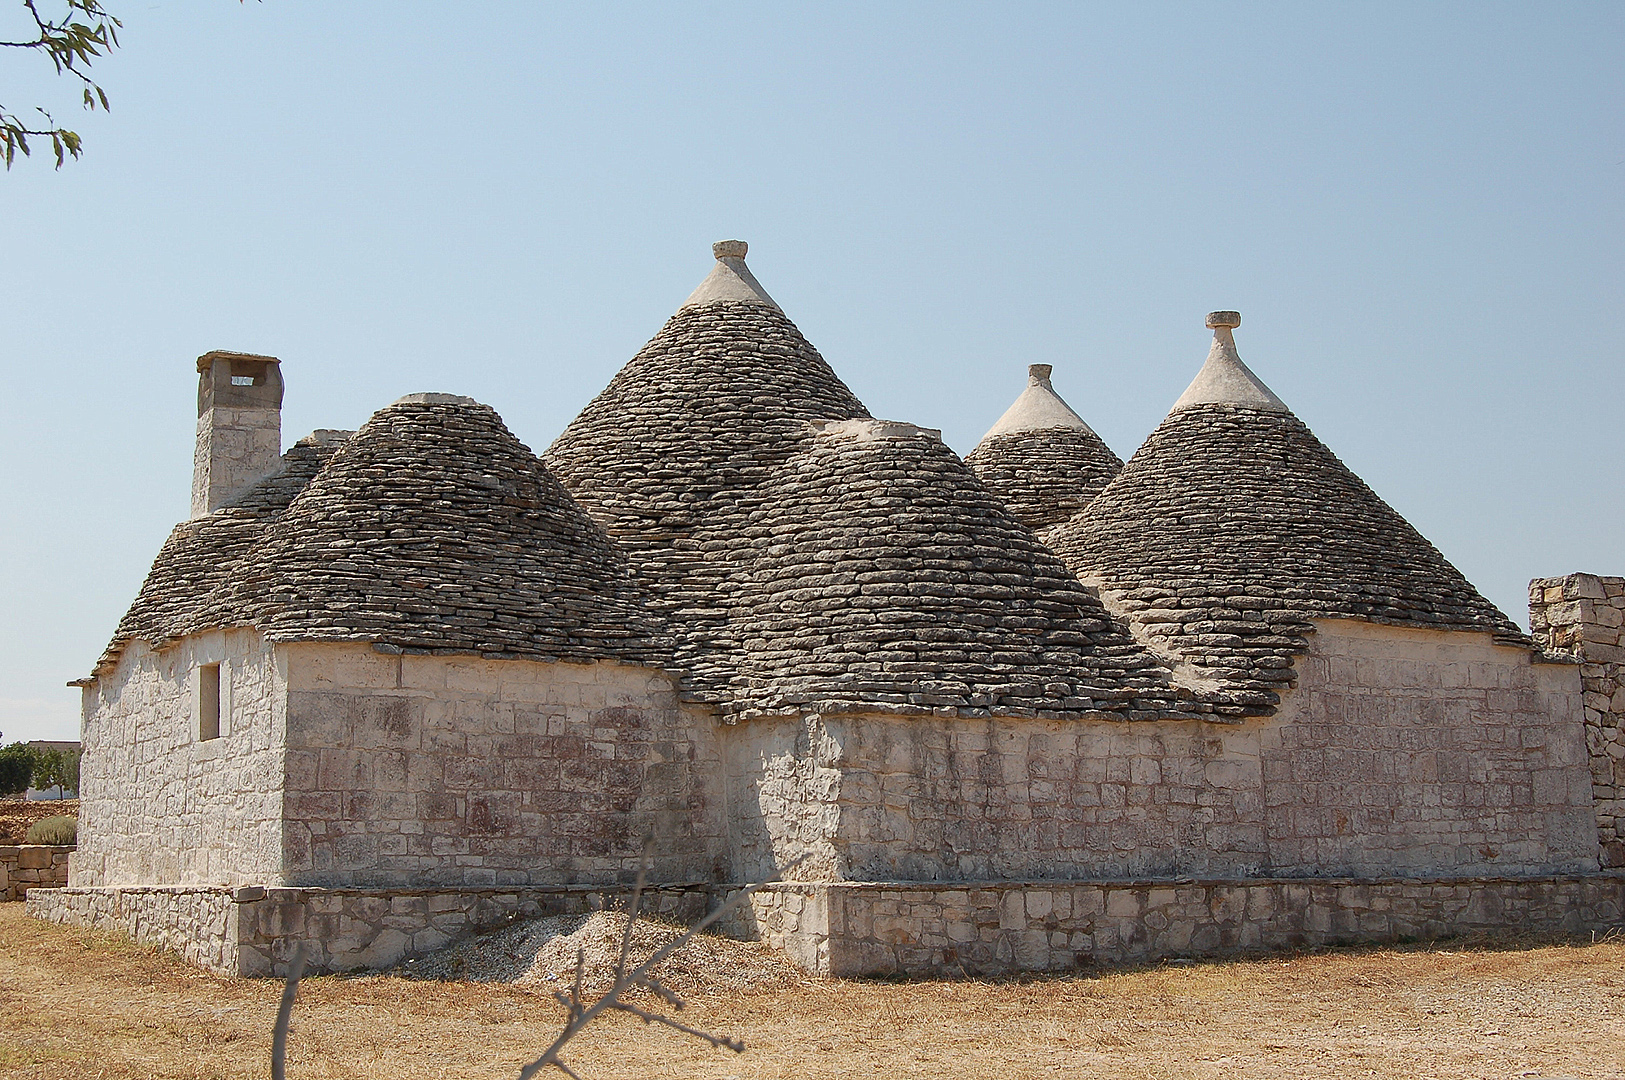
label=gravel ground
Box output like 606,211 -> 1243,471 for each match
395,910 -> 805,995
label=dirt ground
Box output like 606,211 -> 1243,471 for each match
0,800 -> 77,845
1,903 -> 1622,1080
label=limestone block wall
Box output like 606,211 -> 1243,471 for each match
191,404 -> 282,519
0,845 -> 72,901
1530,573 -> 1625,867
1261,619 -> 1594,876
726,711 -> 1268,883
727,620 -> 1596,882
280,645 -> 729,888
73,629 -> 288,888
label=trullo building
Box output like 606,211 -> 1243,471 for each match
29,243 -> 1624,977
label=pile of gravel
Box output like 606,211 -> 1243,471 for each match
396,911 -> 803,995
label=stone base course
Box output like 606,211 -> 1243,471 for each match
1,845 -> 71,901
746,874 -> 1625,977
28,873 -> 1625,979
27,882 -> 722,977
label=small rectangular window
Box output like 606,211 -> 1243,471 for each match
230,375 -> 256,386
199,663 -> 221,741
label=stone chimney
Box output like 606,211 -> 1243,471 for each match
191,351 -> 283,519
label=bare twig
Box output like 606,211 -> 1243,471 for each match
515,852 -> 807,1080
270,944 -> 307,1080
609,999 -> 746,1051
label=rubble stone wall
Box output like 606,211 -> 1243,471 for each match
0,845 -> 71,901
1530,573 -> 1625,867
727,621 -> 1595,882
281,644 -> 729,888
72,629 -> 287,888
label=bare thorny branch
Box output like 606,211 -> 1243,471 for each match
268,843 -> 807,1080
1,0 -> 120,167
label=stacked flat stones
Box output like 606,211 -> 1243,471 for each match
94,433 -> 349,676
722,419 -> 1186,719
1046,313 -> 1523,717
965,364 -> 1123,538
199,396 -> 668,663
546,243 -> 1202,721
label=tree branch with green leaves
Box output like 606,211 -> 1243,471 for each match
1,0 -> 121,168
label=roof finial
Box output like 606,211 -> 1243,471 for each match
1028,364 -> 1053,385
1170,309 -> 1288,413
713,240 -> 748,260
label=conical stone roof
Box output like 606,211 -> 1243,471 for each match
546,243 -> 1206,720
710,418 -> 1195,720
543,241 -> 872,690
191,394 -> 668,663
965,364 -> 1123,536
1045,312 -> 1525,715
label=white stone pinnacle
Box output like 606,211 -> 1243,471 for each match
1170,311 -> 1288,413
680,239 -> 781,311
978,363 -> 1100,442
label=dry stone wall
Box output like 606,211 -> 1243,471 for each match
281,645 -> 728,888
1530,573 -> 1625,867
73,629 -> 287,887
727,620 -> 1596,882
0,845 -> 71,900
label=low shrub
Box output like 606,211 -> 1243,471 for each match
25,815 -> 76,846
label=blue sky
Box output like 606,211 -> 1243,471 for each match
2,2 -> 1621,742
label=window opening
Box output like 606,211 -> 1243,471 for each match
199,663 -> 221,741
230,375 -> 257,386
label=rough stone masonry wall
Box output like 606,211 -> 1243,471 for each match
727,619 -> 1596,882
1530,573 -> 1625,867
73,629 -> 287,888
281,645 -> 728,888
0,845 -> 71,901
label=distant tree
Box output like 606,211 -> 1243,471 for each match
32,747 -> 79,798
1,0 -> 121,168
29,747 -> 78,795
0,742 -> 36,796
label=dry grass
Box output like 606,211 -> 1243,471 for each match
2,902 -> 1623,1079
0,799 -> 77,845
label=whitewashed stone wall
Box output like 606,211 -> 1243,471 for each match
1530,573 -> 1625,867
72,629 -> 287,887
280,645 -> 729,887
728,620 -> 1596,882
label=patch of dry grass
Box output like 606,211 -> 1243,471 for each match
2,902 -> 1622,1079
